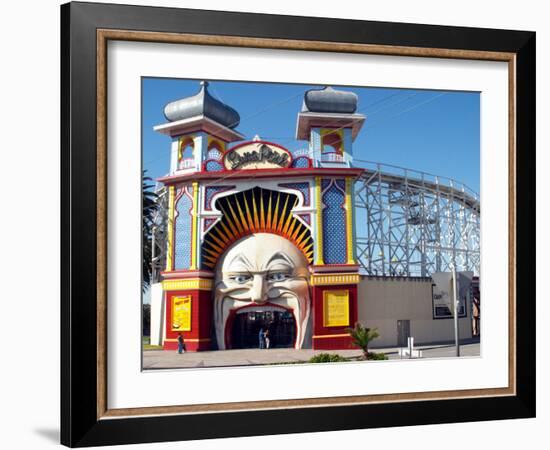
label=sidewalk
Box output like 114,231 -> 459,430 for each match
143,339 -> 480,369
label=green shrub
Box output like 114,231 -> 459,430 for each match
367,352 -> 388,361
309,353 -> 348,363
346,323 -> 380,359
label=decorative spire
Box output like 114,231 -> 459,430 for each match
163,81 -> 240,128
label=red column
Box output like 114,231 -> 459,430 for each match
311,283 -> 358,350
163,288 -> 213,351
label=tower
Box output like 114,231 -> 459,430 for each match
296,86 -> 365,168
154,81 -> 244,175
153,82 -> 244,351
295,86 -> 366,349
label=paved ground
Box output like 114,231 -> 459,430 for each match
142,339 -> 480,369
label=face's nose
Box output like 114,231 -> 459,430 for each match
250,274 -> 268,303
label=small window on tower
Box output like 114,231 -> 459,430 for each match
178,138 -> 195,170
321,131 -> 344,163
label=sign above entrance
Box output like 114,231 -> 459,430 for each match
224,141 -> 292,170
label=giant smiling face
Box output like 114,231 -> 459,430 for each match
214,233 -> 311,349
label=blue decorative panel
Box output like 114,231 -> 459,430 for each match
205,160 -> 224,172
343,129 -> 353,157
204,186 -> 234,210
175,192 -> 192,269
311,129 -> 321,152
322,183 -> 347,264
279,182 -> 310,206
291,157 -> 310,168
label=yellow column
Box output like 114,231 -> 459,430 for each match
190,181 -> 199,270
314,176 -> 324,265
165,185 -> 175,271
345,178 -> 355,264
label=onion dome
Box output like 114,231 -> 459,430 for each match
163,81 -> 240,129
302,86 -> 358,114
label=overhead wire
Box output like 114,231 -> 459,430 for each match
143,84 -> 305,168
362,92 -> 447,131
146,85 -> 449,190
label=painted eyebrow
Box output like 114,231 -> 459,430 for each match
227,253 -> 253,271
263,252 -> 295,271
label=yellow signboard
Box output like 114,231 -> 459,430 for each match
323,290 -> 350,327
172,296 -> 192,331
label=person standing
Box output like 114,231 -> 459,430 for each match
177,333 -> 186,354
258,327 -> 265,349
472,295 -> 480,336
264,329 -> 270,349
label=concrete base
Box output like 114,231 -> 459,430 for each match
149,283 -> 165,346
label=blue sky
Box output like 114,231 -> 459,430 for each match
142,78 -> 480,193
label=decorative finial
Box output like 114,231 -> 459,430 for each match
162,80 -> 240,128
303,85 -> 358,114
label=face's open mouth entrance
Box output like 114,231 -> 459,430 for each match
230,306 -> 297,349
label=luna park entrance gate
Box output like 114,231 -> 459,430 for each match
231,310 -> 296,349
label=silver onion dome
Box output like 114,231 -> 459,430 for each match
302,86 -> 358,114
163,81 -> 240,128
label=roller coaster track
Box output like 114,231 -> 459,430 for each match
149,161 -> 480,281
354,161 -> 479,277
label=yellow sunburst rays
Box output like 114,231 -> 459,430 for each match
242,193 -> 255,231
270,192 -> 281,232
259,188 -> 266,231
277,194 -> 290,232
295,226 -> 311,250
202,248 -> 219,268
282,197 -> 296,235
218,205 -> 238,242
291,213 -> 314,262
251,191 -> 260,230
285,215 -> 297,241
217,211 -> 237,243
202,235 -> 224,267
266,191 -> 273,231
201,202 -> 242,268
302,243 -> 314,261
235,194 -> 251,234
207,227 -> 230,251
202,188 -> 315,268
226,199 -> 245,236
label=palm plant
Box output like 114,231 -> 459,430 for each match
346,322 -> 380,360
142,170 -> 159,292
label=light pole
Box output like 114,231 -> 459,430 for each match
452,267 -> 460,357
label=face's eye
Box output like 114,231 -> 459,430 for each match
230,274 -> 252,284
267,272 -> 289,282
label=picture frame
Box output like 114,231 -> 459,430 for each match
60,1 -> 535,447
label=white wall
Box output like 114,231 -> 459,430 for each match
1,1 -> 547,450
358,277 -> 472,347
149,283 -> 165,346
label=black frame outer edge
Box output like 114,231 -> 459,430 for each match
60,2 -> 536,447
60,2 -> 71,447
514,33 -> 536,416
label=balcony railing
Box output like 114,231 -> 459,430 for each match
292,148 -> 310,158
177,158 -> 195,170
321,152 -> 345,163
